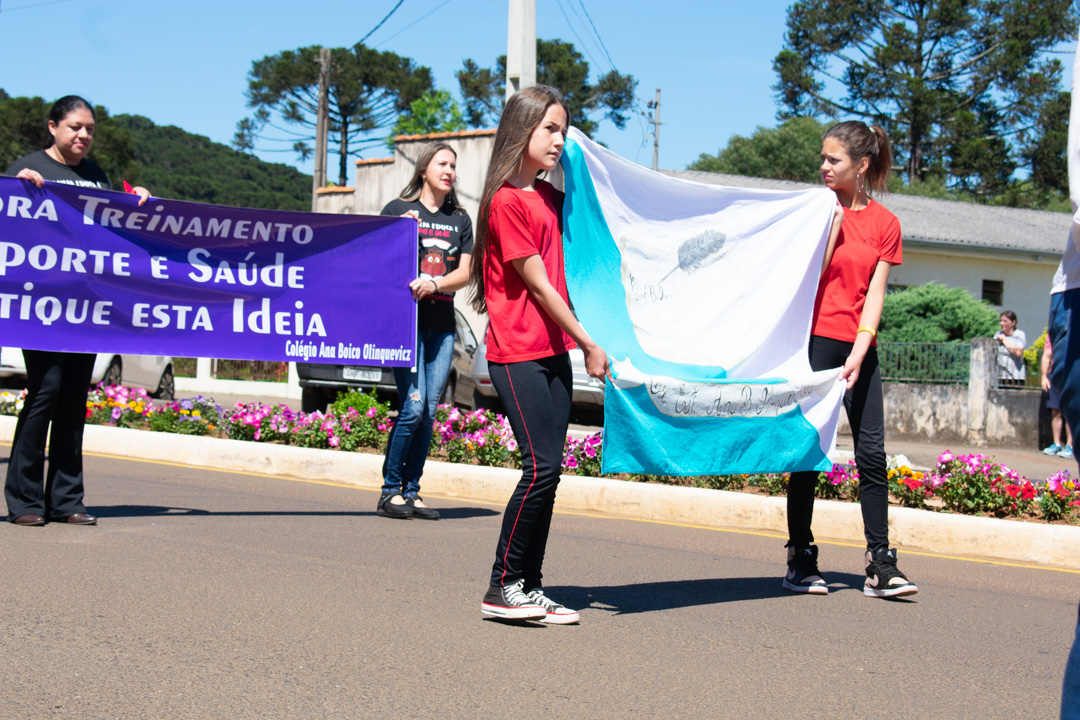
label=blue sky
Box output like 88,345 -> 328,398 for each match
0,0 -> 1073,181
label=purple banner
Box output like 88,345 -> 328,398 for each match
0,177 -> 417,366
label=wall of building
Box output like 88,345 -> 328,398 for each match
888,247 -> 1057,342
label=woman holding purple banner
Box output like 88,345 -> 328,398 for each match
4,95 -> 149,527
375,142 -> 473,521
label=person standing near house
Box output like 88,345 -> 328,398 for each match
4,95 -> 150,527
1041,333 -> 1073,459
995,310 -> 1027,385
782,120 -> 918,599
376,142 -> 473,521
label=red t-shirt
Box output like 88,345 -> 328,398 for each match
483,180 -> 576,363
811,199 -> 902,344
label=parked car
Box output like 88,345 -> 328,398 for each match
296,309 -> 480,413
470,323 -> 606,414
0,348 -> 175,399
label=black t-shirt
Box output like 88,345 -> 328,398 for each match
5,149 -> 112,190
381,197 -> 474,333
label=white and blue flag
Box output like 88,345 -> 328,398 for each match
560,128 -> 846,476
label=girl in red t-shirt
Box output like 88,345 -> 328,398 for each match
468,85 -> 610,624
784,121 -> 918,599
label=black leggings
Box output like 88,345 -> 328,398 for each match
787,335 -> 889,551
487,353 -> 572,589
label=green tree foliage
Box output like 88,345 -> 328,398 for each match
687,117 -> 830,181
237,43 -> 433,185
879,282 -> 1000,342
387,90 -> 466,149
110,115 -> 311,211
772,0 -> 1077,203
456,39 -> 637,137
0,91 -> 310,210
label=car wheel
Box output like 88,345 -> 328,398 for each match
301,387 -> 326,414
102,357 -> 122,387
440,373 -> 456,406
153,365 -> 175,400
472,389 -> 503,415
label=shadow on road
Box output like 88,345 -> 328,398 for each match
547,573 -> 869,614
85,504 -> 499,520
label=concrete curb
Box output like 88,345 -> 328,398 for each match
3,416 -> 1077,570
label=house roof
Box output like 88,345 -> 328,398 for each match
663,170 -> 1072,259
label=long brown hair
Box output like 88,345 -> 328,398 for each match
468,85 -> 571,314
398,141 -> 464,212
823,121 -> 892,196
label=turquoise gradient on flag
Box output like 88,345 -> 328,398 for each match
560,134 -> 834,476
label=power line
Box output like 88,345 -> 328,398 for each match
575,0 -> 616,72
552,0 -> 603,72
1,0 -> 83,12
375,0 -> 454,48
560,0 -> 610,73
359,0 -> 406,45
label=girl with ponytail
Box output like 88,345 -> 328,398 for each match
782,121 -> 919,599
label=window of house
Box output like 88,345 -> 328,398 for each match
982,279 -> 1003,306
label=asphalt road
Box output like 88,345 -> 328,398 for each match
2,449 -> 1078,719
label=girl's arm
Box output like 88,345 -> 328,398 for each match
510,254 -> 611,380
1041,342 -> 1053,392
412,254 -> 471,299
820,204 -> 844,276
840,260 -> 892,389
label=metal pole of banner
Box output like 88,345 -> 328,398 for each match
311,48 -> 331,212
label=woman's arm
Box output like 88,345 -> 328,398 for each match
840,260 -> 892,389
1001,335 -> 1025,359
820,204 -> 844,276
14,168 -> 44,187
412,253 -> 471,299
1041,341 -> 1053,391
510,254 -> 611,380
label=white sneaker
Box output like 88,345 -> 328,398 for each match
526,588 -> 581,624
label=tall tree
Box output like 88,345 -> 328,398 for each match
456,39 -> 637,137
237,43 -> 433,186
387,89 -> 467,149
688,117 -> 830,182
772,1 -> 1077,198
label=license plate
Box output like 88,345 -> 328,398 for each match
342,367 -> 382,382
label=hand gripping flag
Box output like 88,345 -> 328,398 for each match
560,128 -> 846,476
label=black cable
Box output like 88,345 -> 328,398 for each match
359,0 -> 406,45
576,0 -> 616,72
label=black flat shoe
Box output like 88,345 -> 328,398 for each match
377,492 -> 413,519
406,497 -> 440,521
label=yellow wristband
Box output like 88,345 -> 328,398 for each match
857,326 -> 877,339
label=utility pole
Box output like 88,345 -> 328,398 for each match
506,0 -> 536,101
648,89 -> 661,171
311,47 -> 331,212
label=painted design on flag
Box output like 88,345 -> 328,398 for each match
560,127 -> 845,475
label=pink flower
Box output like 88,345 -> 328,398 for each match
938,451 -> 953,464
329,436 -> 340,447
366,407 -> 377,418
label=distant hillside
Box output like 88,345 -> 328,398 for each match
113,114 -> 312,211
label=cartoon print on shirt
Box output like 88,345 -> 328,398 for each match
418,237 -> 455,283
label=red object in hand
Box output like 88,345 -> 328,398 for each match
123,181 -> 136,194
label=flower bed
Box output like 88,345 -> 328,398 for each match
4,385 -> 1077,523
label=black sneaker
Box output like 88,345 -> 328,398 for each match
406,497 -> 439,520
864,547 -> 918,598
782,544 -> 828,595
481,579 -> 546,620
376,492 -> 413,519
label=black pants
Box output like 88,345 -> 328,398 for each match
487,353 -> 572,589
787,335 -> 889,551
5,350 -> 96,519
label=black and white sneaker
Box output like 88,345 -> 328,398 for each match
864,547 -> 918,598
526,588 -> 580,624
481,579 -> 547,620
782,544 -> 828,595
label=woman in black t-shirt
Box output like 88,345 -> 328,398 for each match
376,142 -> 474,521
4,96 -> 149,527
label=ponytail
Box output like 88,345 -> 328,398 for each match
823,121 -> 892,195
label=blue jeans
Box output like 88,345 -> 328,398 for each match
1048,291 -> 1080,719
380,330 -> 454,498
